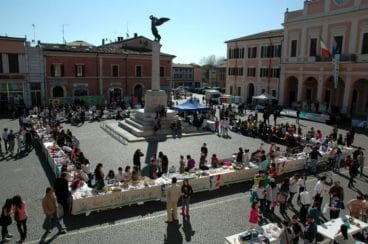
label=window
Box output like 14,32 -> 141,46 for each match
8,54 -> 19,73
290,40 -> 297,57
228,67 -> 243,76
361,33 -> 368,54
75,64 -> 85,77
247,47 -> 257,58
247,67 -> 256,77
237,87 -> 241,96
309,38 -> 317,57
52,86 -> 64,97
0,53 -> 2,73
229,86 -> 233,95
272,90 -> 276,97
135,65 -> 142,77
112,65 -> 119,77
228,47 -> 245,59
275,45 -> 282,57
333,36 -> 343,54
160,66 -> 165,77
51,64 -> 64,77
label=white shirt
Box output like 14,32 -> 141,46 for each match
297,178 -> 305,188
313,180 -> 327,197
116,172 -> 124,182
256,187 -> 266,199
299,191 -> 312,205
289,177 -> 299,193
2,131 -> 8,140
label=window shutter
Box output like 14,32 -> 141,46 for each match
51,64 -> 55,76
75,65 -> 78,77
61,65 -> 64,76
82,65 -> 85,77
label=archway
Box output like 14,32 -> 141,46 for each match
351,79 -> 368,116
302,77 -> 318,102
285,76 -> 298,106
247,83 -> 254,104
323,76 -> 345,113
133,84 -> 144,103
52,86 -> 64,97
109,88 -> 122,103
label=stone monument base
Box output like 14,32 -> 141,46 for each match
144,90 -> 167,113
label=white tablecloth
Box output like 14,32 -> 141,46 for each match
224,223 -> 280,244
317,215 -> 368,240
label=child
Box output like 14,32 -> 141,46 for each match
248,201 -> 260,229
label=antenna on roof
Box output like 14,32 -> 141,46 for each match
62,24 -> 69,44
31,24 -> 36,44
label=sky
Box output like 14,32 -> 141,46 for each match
0,0 -> 304,64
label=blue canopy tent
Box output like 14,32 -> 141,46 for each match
171,99 -> 209,112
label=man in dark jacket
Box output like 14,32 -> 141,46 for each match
54,172 -> 71,216
303,215 -> 317,243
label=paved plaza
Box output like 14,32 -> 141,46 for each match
1,114 -> 368,244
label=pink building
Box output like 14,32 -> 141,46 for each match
225,29 -> 283,103
280,0 -> 368,116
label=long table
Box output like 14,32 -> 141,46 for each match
317,215 -> 368,242
70,147 -> 353,215
224,223 -> 281,244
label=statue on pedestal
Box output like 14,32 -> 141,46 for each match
150,15 -> 170,42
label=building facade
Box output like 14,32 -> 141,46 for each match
225,30 -> 283,103
172,64 -> 203,88
0,36 -> 28,111
208,61 -> 227,89
280,0 -> 368,116
42,36 -> 174,105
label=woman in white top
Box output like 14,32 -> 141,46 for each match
122,166 -> 132,182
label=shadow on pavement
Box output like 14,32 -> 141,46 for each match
164,222 -> 183,244
182,216 -> 195,242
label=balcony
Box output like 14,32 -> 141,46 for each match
315,54 -> 357,62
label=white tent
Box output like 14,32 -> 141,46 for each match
252,93 -> 278,101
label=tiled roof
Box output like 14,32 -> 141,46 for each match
225,29 -> 284,43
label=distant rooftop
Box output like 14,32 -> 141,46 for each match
173,63 -> 195,68
0,36 -> 26,42
66,40 -> 95,47
225,29 -> 284,43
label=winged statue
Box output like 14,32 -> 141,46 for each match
150,15 -> 170,42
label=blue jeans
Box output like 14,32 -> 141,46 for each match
46,214 -> 63,231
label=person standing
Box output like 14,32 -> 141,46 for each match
7,130 -> 15,157
54,173 -> 71,216
303,215 -> 317,244
296,109 -> 300,125
2,128 -> 9,153
279,220 -> 293,244
309,146 -> 322,174
42,187 -> 66,234
299,186 -> 312,224
328,194 -> 344,219
312,176 -> 327,211
12,195 -> 28,243
179,155 -> 185,173
288,174 -> 300,207
348,159 -> 359,188
291,215 -> 303,244
165,177 -> 182,224
1,199 -> 13,242
181,179 -> 193,216
94,163 -> 105,190
133,149 -> 144,171
200,143 -> 208,160
248,201 -> 260,229
358,151 -> 365,177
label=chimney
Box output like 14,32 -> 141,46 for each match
102,39 -> 105,45
134,33 -> 138,38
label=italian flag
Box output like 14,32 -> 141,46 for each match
320,37 -> 331,58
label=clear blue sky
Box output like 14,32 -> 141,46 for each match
0,0 -> 303,64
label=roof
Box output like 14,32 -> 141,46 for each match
225,29 -> 284,43
39,42 -> 175,57
0,36 -> 26,42
66,40 -> 95,47
171,98 -> 209,112
172,63 -> 194,68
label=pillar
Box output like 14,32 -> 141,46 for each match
341,73 -> 351,115
151,41 -> 160,91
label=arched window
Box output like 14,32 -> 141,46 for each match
52,86 -> 64,97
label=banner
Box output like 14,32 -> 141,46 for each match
333,54 -> 340,89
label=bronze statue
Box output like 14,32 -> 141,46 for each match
150,15 -> 170,42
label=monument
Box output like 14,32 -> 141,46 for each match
118,15 -> 190,138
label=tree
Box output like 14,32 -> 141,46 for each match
199,55 -> 226,86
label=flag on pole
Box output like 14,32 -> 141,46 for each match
320,37 -> 331,58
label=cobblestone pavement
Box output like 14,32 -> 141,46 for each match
0,114 -> 367,244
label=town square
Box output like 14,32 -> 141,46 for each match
1,0 -> 368,243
